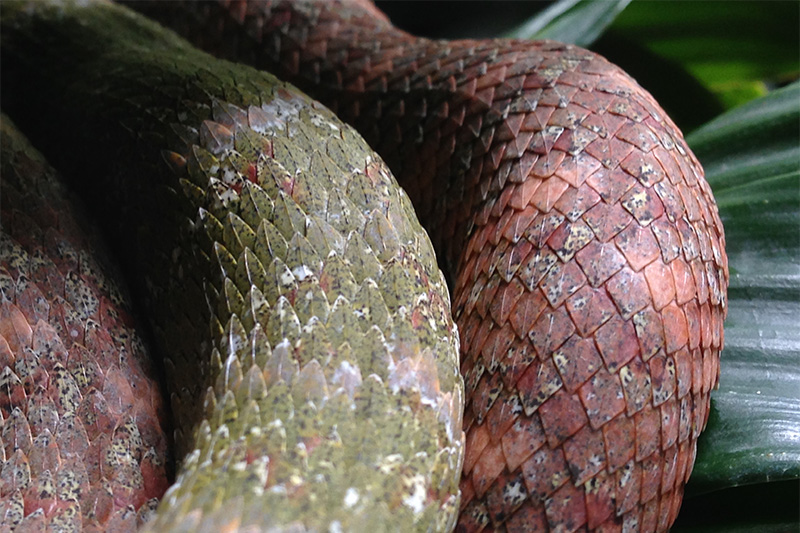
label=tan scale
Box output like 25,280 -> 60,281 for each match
131,1 -> 729,531
2,1 -> 464,531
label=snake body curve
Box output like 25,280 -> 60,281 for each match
0,0 -> 729,531
132,2 -> 730,532
1,1 -> 463,531
0,116 -> 171,531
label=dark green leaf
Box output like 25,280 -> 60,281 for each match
504,0 -> 632,47
610,1 -> 800,108
674,479 -> 799,531
683,82 -> 800,497
689,81 -> 799,179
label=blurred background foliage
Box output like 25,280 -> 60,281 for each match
376,0 -> 799,131
374,1 -> 800,531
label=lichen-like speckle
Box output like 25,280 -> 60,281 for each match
0,2 -> 464,531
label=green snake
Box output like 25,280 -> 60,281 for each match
0,1 -> 727,531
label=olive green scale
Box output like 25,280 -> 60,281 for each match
0,1 -> 464,531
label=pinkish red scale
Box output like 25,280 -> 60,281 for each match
136,1 -> 730,530
1,124 -> 170,531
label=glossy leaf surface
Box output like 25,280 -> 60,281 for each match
504,0 -> 632,47
609,1 -> 799,108
686,81 -> 800,493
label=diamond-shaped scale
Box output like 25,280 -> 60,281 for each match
120,2 -> 729,531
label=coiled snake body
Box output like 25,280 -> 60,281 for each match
1,1 -> 727,532
0,117 -> 170,532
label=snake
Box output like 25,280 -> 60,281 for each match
0,0 -> 728,532
0,115 -> 170,531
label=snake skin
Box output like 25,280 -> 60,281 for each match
0,116 -> 170,531
1,1 -> 464,531
131,1 -> 730,531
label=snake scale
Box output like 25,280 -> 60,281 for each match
0,1 -> 728,532
0,116 -> 170,531
2,1 -> 463,531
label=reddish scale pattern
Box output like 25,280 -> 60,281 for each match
130,1 -> 728,531
0,121 -> 170,531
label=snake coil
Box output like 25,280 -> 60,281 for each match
135,2 -> 728,531
1,1 -> 727,532
2,1 -> 462,531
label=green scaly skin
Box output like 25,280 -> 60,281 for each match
1,1 -> 464,531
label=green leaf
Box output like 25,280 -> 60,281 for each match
673,82 -> 800,528
504,0 -> 632,47
674,479 -> 799,531
610,1 -> 800,108
689,81 -> 799,179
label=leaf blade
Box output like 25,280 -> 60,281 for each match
610,0 -> 799,108
684,81 -> 800,498
504,0 -> 632,47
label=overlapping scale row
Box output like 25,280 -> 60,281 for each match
150,94 -> 463,532
131,1 -> 729,531
0,117 -> 170,531
1,1 -> 463,530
